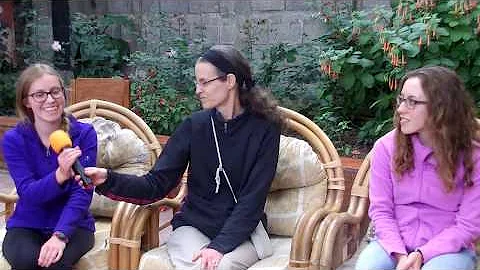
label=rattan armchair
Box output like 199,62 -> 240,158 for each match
111,106 -> 346,270
308,152 -> 372,270
0,99 -> 164,269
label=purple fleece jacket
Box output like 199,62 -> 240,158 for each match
2,117 -> 96,238
369,130 -> 480,262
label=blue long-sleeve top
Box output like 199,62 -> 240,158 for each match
96,109 -> 281,254
2,116 -> 97,238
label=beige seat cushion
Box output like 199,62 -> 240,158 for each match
138,236 -> 291,270
266,136 -> 328,236
81,117 -> 151,217
138,244 -> 175,270
248,236 -> 291,270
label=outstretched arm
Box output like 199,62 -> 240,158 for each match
91,118 -> 192,204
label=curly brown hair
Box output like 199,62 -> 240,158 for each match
393,66 -> 480,191
198,45 -> 284,127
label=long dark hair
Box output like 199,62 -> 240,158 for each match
393,66 -> 479,191
198,45 -> 284,127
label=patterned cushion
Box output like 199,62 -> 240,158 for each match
266,135 -> 328,236
81,117 -> 151,217
270,135 -> 327,191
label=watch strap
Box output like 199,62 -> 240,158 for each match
53,231 -> 69,243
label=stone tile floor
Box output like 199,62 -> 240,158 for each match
0,169 -> 14,227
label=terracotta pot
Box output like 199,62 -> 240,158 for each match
0,116 -> 19,168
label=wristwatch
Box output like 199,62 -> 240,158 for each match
53,231 -> 69,243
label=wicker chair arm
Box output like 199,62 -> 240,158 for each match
311,211 -> 363,270
289,204 -> 339,269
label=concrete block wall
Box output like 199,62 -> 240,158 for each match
68,0 -> 390,50
28,0 -> 390,64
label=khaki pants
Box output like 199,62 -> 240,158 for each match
167,226 -> 259,270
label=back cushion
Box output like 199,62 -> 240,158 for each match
265,135 -> 328,236
81,117 -> 151,217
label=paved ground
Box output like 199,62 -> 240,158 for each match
336,237 -> 368,270
0,169 -> 14,227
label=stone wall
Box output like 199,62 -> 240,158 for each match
28,0 -> 390,66
63,0 -> 390,50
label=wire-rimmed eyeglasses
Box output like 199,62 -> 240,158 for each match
195,75 -> 226,88
396,95 -> 428,109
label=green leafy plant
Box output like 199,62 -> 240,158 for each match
0,12 -> 18,116
316,0 -> 480,144
71,13 -> 135,77
127,13 -> 204,135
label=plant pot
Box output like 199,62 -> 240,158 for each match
340,156 -> 364,211
0,116 -> 19,168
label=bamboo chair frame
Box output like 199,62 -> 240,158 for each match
309,152 -> 372,270
66,99 -> 168,270
110,106 -> 345,270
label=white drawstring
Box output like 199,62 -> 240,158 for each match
210,116 -> 237,203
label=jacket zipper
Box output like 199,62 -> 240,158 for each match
224,122 -> 228,134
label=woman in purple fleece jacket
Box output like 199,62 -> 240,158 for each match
2,64 -> 96,269
356,66 -> 480,270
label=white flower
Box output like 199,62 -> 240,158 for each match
165,49 -> 177,58
51,41 -> 62,52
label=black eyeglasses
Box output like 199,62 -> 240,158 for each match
26,87 -> 64,102
396,95 -> 428,109
195,75 -> 225,88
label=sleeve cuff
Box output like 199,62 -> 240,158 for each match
95,169 -> 114,194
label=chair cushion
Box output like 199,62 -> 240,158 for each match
75,218 -> 110,270
138,245 -> 175,270
137,236 -> 291,270
266,135 -> 328,236
81,117 -> 151,217
271,135 -> 327,191
248,236 -> 291,270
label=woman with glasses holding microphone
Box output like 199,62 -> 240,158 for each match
355,66 -> 480,270
2,63 -> 96,269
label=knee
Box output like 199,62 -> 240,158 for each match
355,242 -> 395,270
3,252 -> 38,270
217,257 -> 245,270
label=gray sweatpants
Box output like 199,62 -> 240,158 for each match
167,226 -> 259,270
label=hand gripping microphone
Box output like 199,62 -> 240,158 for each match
49,130 -> 93,186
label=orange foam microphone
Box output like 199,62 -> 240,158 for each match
49,130 -> 92,186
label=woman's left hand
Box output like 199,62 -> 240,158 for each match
192,248 -> 223,270
37,235 -> 66,268
407,251 -> 422,270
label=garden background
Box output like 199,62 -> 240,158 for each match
1,0 -> 480,157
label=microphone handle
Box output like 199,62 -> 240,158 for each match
72,161 -> 93,186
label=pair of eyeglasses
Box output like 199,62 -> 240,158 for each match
396,95 -> 428,109
26,87 -> 64,102
195,75 -> 225,88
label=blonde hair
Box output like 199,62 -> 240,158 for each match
15,63 -> 70,131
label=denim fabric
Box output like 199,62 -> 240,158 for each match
355,241 -> 477,270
